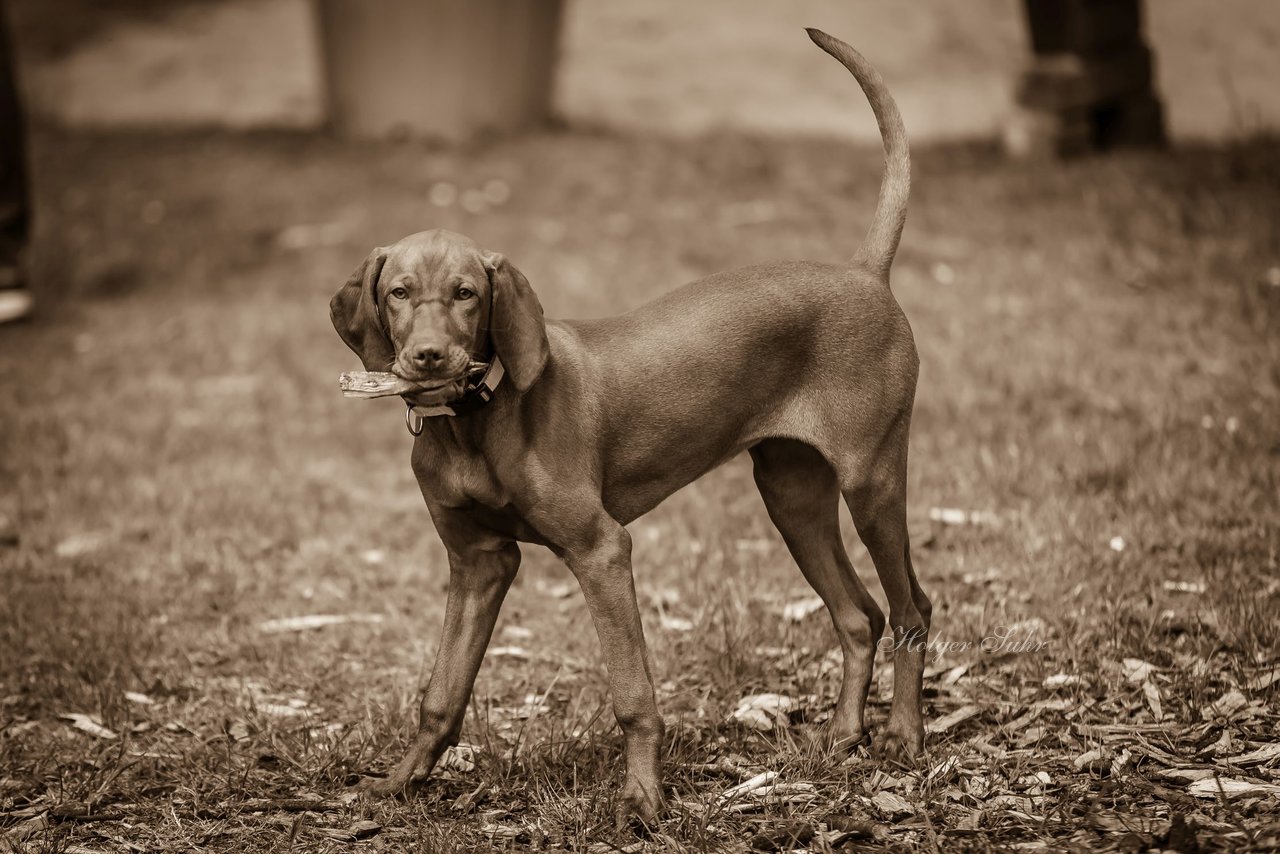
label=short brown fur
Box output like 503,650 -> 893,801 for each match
332,29 -> 930,826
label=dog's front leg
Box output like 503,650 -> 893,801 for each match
362,535 -> 518,796
562,520 -> 664,827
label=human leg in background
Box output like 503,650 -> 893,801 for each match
0,0 -> 32,324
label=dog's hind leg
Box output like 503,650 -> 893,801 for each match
841,426 -> 931,762
751,438 -> 885,749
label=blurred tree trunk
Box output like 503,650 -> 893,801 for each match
317,0 -> 563,141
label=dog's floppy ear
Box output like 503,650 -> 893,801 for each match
330,248 -> 392,371
483,251 -> 549,391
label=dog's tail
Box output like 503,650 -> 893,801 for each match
806,28 -> 910,278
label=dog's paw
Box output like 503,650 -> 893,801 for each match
356,775 -> 407,799
796,723 -> 869,758
874,726 -> 924,766
819,724 -> 871,754
617,778 -> 663,832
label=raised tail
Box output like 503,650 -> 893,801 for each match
806,28 -> 910,278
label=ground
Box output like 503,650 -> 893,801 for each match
1,126 -> 1279,851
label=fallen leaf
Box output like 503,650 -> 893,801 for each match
453,783 -> 487,813
1,814 -> 49,847
54,531 -> 114,558
1122,659 -> 1156,683
1206,729 -> 1233,756
752,782 -> 819,806
539,581 -> 576,599
225,719 -> 252,742
730,694 -> 796,731
781,597 -> 824,623
123,691 -> 154,705
1201,690 -> 1248,721
487,646 -> 530,660
441,743 -> 479,773
924,756 -> 960,785
1043,673 -> 1083,689
659,613 -> 694,632
1142,680 -> 1164,721
929,508 -> 998,526
257,613 -> 384,633
1246,668 -> 1280,691
1162,580 -> 1206,595
735,538 -> 773,554
339,820 -> 381,841
871,790 -> 914,818
59,713 -> 117,740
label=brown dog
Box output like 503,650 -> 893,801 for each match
331,29 -> 929,824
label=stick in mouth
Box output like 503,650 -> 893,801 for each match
339,361 -> 488,399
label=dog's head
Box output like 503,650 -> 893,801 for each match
330,230 -> 549,402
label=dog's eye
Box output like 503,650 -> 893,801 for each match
389,286 -> 409,300
456,286 -> 476,300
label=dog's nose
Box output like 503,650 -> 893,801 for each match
409,343 -> 446,370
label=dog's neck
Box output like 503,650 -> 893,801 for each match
413,382 -> 511,455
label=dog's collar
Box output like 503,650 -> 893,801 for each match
404,357 -> 505,434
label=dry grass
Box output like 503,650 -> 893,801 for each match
2,127 -> 1279,851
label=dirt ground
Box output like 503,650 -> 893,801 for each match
9,0 -> 1280,140
1,120 -> 1278,850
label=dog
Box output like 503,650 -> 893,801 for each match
331,29 -> 929,825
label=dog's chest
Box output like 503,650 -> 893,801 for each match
411,440 -> 507,510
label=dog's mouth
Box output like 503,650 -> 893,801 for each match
393,360 -> 489,406
400,380 -> 463,406
393,372 -> 463,407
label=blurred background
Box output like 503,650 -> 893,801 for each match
1,1 -> 1277,850
6,0 -> 1280,139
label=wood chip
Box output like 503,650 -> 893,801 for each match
1201,690 -> 1248,721
926,704 -> 981,735
720,771 -> 777,802
339,365 -> 486,399
1246,668 -> 1280,691
1155,767 -> 1216,783
1074,749 -> 1109,773
822,814 -> 890,842
1187,777 -> 1280,799
1223,743 -> 1280,766
750,820 -> 815,851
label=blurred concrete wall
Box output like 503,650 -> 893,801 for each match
13,0 -> 1280,141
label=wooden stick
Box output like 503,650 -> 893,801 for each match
339,362 -> 487,399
